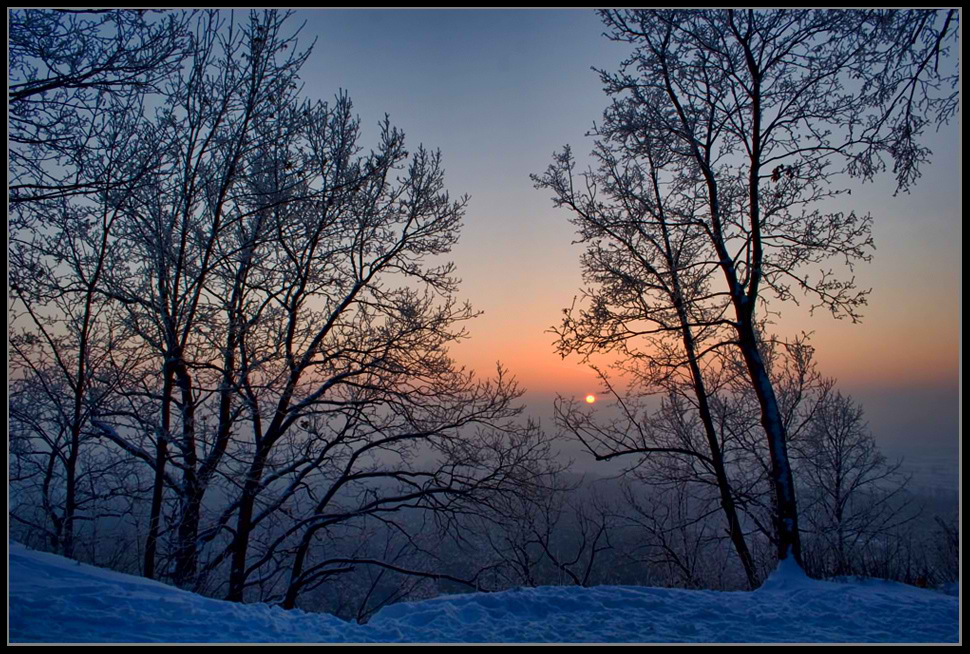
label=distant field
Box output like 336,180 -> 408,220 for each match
887,453 -> 959,497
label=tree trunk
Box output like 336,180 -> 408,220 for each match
145,363 -> 174,580
175,490 -> 202,588
736,30 -> 801,566
692,376 -> 759,587
736,319 -> 802,564
63,423 -> 80,559
282,528 -> 316,609
173,360 -> 200,588
227,445 -> 270,602
283,476 -> 343,609
675,304 -> 758,587
658,172 -> 760,588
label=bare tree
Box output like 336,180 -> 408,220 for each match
180,87 -> 556,602
466,471 -> 616,590
616,477 -> 741,590
11,10 -> 563,614
792,386 -> 918,578
8,318 -> 140,561
932,514 -> 958,587
542,9 -> 958,565
554,376 -> 767,589
88,10 -> 312,585
8,9 -> 190,560
276,418 -> 558,610
706,336 -> 922,582
535,131 -> 759,587
9,9 -> 194,207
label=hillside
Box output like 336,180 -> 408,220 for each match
8,542 -> 959,643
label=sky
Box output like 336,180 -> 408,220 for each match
290,9 -> 960,461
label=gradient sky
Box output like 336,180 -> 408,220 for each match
292,9 -> 960,460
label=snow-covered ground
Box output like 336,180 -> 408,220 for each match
8,542 -> 960,643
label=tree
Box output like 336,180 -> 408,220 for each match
276,416 -> 558,610
9,9 -> 196,563
792,386 -> 918,578
541,9 -> 958,565
615,476 -> 742,590
88,8 -> 313,587
9,9 -> 194,207
710,335 -> 921,581
464,471 -> 616,590
177,88 -> 552,603
932,513 -> 958,587
535,131 -> 760,587
11,9 -> 560,611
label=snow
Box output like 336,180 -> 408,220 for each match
8,542 -> 960,643
755,555 -> 829,592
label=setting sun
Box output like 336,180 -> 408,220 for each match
585,394 -> 596,404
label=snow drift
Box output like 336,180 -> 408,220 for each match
8,542 -> 959,643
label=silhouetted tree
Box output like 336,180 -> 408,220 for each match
467,472 -> 616,590
541,8 -> 958,565
9,9 -> 195,562
89,8 -> 312,588
9,9 -> 194,207
535,132 -> 760,587
10,10 -> 561,611
792,386 -> 918,578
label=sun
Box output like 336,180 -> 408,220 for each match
585,394 -> 596,404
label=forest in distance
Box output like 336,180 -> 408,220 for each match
8,8 -> 960,626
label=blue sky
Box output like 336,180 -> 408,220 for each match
289,9 -> 960,461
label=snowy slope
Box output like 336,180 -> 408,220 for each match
8,542 -> 960,643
